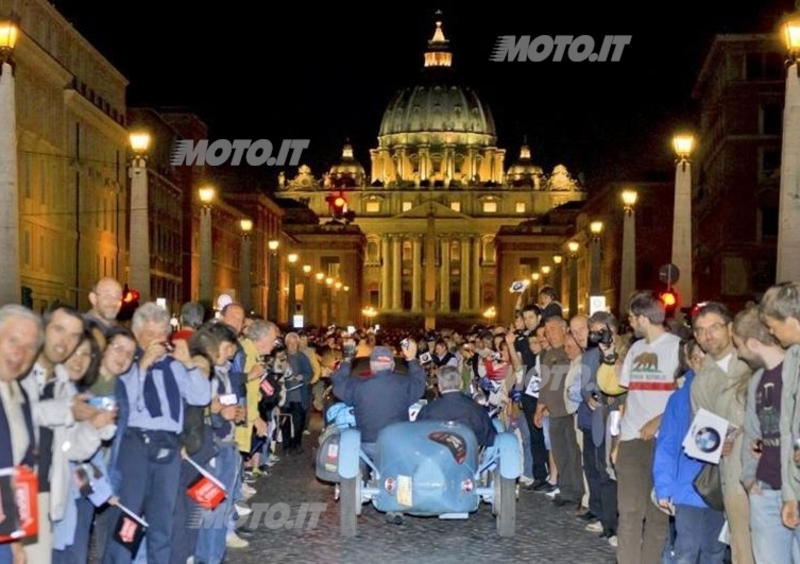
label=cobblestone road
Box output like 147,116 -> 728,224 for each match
232,417 -> 618,564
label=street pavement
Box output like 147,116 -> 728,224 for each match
230,417 -> 619,564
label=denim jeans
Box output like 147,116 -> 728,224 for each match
511,412 -> 534,479
195,443 -> 241,564
671,504 -> 726,564
749,485 -> 800,564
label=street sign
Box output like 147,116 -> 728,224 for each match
589,295 -> 607,315
659,263 -> 680,286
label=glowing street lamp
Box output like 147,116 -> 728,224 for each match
198,185 -> 216,303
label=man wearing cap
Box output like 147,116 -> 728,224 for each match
331,340 -> 425,459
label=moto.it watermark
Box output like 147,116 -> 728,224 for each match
189,502 -> 328,531
490,35 -> 631,62
170,139 -> 310,167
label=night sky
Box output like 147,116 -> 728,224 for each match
49,0 -> 795,190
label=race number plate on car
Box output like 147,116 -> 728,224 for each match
397,475 -> 413,507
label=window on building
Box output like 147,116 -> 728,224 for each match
450,202 -> 461,212
402,201 -> 412,212
761,148 -> 781,180
367,241 -> 379,262
746,51 -> 785,80
515,202 -> 526,213
483,201 -> 497,213
321,256 -> 340,279
762,102 -> 782,135
519,257 -> 539,278
759,206 -> 779,239
365,201 -> 380,213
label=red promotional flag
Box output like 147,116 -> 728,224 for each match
113,502 -> 148,555
0,466 -> 39,542
184,455 -> 226,510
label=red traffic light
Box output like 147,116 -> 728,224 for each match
123,289 -> 140,303
660,291 -> 677,308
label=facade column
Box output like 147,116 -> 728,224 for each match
381,236 -> 391,310
439,237 -> 451,312
460,237 -> 471,311
412,235 -> 422,311
391,235 -> 402,310
472,236 -> 482,311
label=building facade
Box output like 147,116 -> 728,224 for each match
692,34 -> 784,310
277,19 -> 586,329
3,0 -> 129,310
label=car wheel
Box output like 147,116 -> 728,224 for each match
492,469 -> 516,537
339,468 -> 362,537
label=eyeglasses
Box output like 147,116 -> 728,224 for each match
693,322 -> 726,337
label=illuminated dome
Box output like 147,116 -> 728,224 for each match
377,18 -> 496,140
327,142 -> 366,187
370,13 -> 505,186
506,139 -> 544,189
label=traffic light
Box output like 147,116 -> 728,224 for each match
332,195 -> 346,218
659,289 -> 677,318
118,284 -> 140,321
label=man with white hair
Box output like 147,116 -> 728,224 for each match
102,302 -> 211,564
417,366 -> 496,447
0,305 -> 42,564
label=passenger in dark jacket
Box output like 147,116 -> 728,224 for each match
417,366 -> 496,447
331,342 -> 425,445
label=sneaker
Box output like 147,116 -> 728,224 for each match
240,483 -> 256,499
607,535 -> 618,548
544,487 -> 561,499
537,482 -> 559,494
519,476 -> 534,487
235,502 -> 252,517
268,454 -> 280,462
585,521 -> 603,533
226,532 -> 250,549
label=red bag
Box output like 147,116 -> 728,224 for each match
184,456 -> 226,510
0,465 -> 39,542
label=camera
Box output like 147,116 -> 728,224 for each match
419,352 -> 433,364
588,327 -> 613,347
492,351 -> 503,361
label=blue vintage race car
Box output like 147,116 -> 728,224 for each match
316,414 -> 521,537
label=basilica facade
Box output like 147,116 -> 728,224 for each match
278,18 -> 586,328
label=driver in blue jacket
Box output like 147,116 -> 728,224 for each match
331,340 -> 425,460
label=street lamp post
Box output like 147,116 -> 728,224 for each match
672,133 -> 694,312
315,272 -> 324,326
325,276 -> 334,327
589,220 -> 604,301
552,255 -> 563,304
287,253 -> 298,327
0,17 -> 20,305
198,186 -> 215,305
301,264 -> 311,322
239,219 -> 253,312
268,240 -> 279,321
530,272 -> 540,306
567,241 -> 579,317
620,189 -> 638,315
778,7 -> 800,282
129,132 -> 151,300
